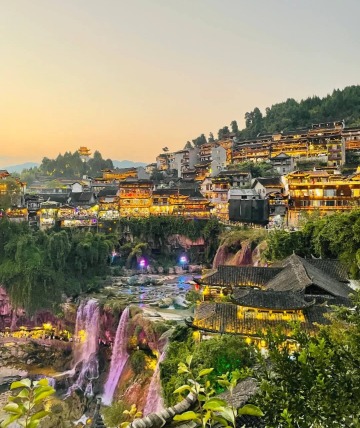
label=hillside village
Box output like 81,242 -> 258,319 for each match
1,120 -> 360,230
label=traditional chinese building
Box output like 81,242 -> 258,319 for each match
98,191 -> 120,221
58,204 -> 98,228
78,146 -> 91,162
286,169 -> 360,226
6,207 -> 28,222
169,192 -> 212,219
190,254 -> 351,338
100,168 -> 139,182
150,189 -> 177,216
232,121 -> 346,167
39,201 -> 59,229
118,179 -> 153,217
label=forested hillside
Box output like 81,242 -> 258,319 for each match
192,85 -> 360,144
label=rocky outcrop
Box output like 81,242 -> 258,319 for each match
212,240 -> 267,268
0,340 -> 72,371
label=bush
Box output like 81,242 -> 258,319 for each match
130,350 -> 147,375
102,401 -> 128,427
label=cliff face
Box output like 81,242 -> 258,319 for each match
212,239 -> 267,268
0,286 -> 75,332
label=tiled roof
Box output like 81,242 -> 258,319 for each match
304,259 -> 348,282
97,187 -> 118,197
38,193 -> 69,203
201,266 -> 283,287
252,177 -> 283,188
268,255 -> 351,299
69,192 -> 94,203
192,302 -> 317,336
232,289 -> 313,310
270,152 -> 291,160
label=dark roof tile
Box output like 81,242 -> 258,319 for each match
201,266 -> 283,287
232,289 -> 313,310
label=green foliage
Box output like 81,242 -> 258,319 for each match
252,292 -> 360,427
0,219 -> 117,313
120,404 -> 142,428
129,350 -> 147,375
101,401 -> 128,428
161,329 -> 255,406
266,210 -> 360,277
229,160 -> 279,178
237,85 -> 360,139
173,356 -> 262,428
0,378 -> 55,428
20,149 -> 113,183
117,217 -> 223,265
192,134 -> 207,147
185,290 -> 202,305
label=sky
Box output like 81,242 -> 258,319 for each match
1,0 -> 360,166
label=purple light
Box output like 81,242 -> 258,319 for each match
180,256 -> 188,264
139,258 -> 146,268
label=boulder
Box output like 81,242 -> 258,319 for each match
158,298 -> 173,309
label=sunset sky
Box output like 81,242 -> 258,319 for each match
1,0 -> 359,166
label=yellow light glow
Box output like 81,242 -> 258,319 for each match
78,329 -> 87,343
42,323 -> 52,330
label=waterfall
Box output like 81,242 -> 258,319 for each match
66,299 -> 100,396
102,307 -> 130,405
143,347 -> 167,415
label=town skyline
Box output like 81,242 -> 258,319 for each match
1,0 -> 360,165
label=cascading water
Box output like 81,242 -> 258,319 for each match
143,347 -> 167,415
102,306 -> 130,405
66,299 -> 100,396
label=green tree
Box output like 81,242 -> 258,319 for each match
230,120 -> 239,134
252,291 -> 360,427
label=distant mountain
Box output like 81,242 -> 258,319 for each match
1,162 -> 39,173
112,160 -> 147,169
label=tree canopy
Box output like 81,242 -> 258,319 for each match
196,85 -> 360,144
252,291 -> 360,427
265,209 -> 360,278
20,150 -> 113,185
0,220 -> 117,313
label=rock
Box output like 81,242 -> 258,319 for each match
173,296 -> 190,309
158,297 -> 173,309
127,276 -> 140,286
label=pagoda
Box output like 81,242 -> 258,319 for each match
78,146 -> 91,162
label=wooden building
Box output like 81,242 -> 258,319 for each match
118,179 -> 153,217
190,254 -> 351,339
286,169 -> 360,225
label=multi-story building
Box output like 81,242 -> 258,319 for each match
156,153 -> 170,171
39,201 -> 59,229
342,126 -> 360,164
169,193 -> 211,219
98,195 -> 120,221
118,179 -> 153,217
6,207 -> 28,222
168,147 -> 198,178
150,189 -> 176,216
232,121 -> 346,167
269,153 -> 295,174
286,168 -> 360,225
